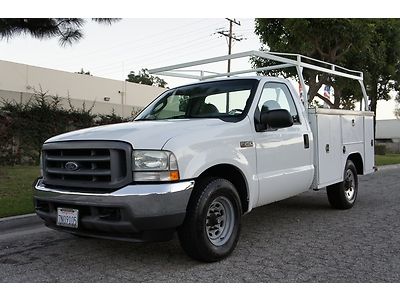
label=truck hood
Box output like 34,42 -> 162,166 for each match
45,119 -> 228,149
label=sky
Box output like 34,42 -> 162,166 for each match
0,19 -> 259,85
0,18 -> 398,119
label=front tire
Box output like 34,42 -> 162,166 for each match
178,177 -> 242,262
327,160 -> 358,209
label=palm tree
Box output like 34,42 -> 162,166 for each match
0,18 -> 120,46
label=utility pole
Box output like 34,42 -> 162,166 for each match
216,18 -> 243,73
215,18 -> 243,112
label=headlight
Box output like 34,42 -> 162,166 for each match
132,150 -> 180,182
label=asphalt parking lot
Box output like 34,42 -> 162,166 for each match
0,167 -> 399,283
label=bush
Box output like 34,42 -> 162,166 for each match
0,88 -> 139,165
375,144 -> 387,155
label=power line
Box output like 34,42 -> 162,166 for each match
89,20 -> 230,74
38,19 -> 207,66
52,19 -> 224,68
98,41 -> 225,78
94,18 -> 240,75
96,21 -> 252,79
90,33 -> 219,73
44,19 -> 252,81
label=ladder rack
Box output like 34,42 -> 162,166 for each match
148,50 -> 369,112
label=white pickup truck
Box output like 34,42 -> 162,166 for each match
34,51 -> 375,262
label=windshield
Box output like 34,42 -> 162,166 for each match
135,79 -> 258,121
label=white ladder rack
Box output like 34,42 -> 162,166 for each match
149,50 -> 369,112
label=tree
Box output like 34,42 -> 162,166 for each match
359,19 -> 400,120
76,68 -> 92,76
0,18 -> 119,46
253,19 -> 400,121
126,68 -> 168,88
253,19 -> 371,108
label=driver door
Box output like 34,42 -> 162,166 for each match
254,81 -> 313,207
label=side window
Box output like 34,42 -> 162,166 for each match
257,82 -> 300,124
204,93 -> 225,112
204,90 -> 250,114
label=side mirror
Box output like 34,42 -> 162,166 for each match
260,109 -> 293,129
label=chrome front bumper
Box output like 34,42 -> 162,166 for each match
33,178 -> 194,241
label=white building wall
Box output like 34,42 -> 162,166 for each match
0,59 -> 166,116
376,119 -> 400,140
376,119 -> 400,153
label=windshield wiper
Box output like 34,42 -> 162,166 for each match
167,115 -> 188,119
135,115 -> 187,121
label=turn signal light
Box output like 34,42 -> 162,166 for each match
169,170 -> 180,181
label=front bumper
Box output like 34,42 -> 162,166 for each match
33,178 -> 194,242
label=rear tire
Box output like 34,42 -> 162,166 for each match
178,177 -> 242,262
327,160 -> 358,209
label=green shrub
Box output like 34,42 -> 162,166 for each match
0,88 -> 138,166
375,144 -> 387,155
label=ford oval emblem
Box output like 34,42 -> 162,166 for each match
65,161 -> 79,171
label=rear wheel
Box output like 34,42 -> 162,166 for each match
327,160 -> 358,209
178,177 -> 242,262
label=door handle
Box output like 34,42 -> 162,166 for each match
303,134 -> 309,149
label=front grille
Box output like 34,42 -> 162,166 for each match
42,141 -> 132,190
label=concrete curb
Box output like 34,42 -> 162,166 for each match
0,213 -> 42,232
376,164 -> 400,171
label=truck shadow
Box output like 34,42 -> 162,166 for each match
64,191 -> 334,262
71,191 -> 333,262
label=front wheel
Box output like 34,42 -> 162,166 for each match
178,178 -> 242,262
326,160 -> 358,209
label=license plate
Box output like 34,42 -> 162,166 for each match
57,207 -> 79,228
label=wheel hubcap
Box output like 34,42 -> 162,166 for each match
344,169 -> 356,203
205,196 -> 234,246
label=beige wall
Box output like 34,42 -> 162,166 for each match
0,59 -> 166,116
0,89 -> 140,116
